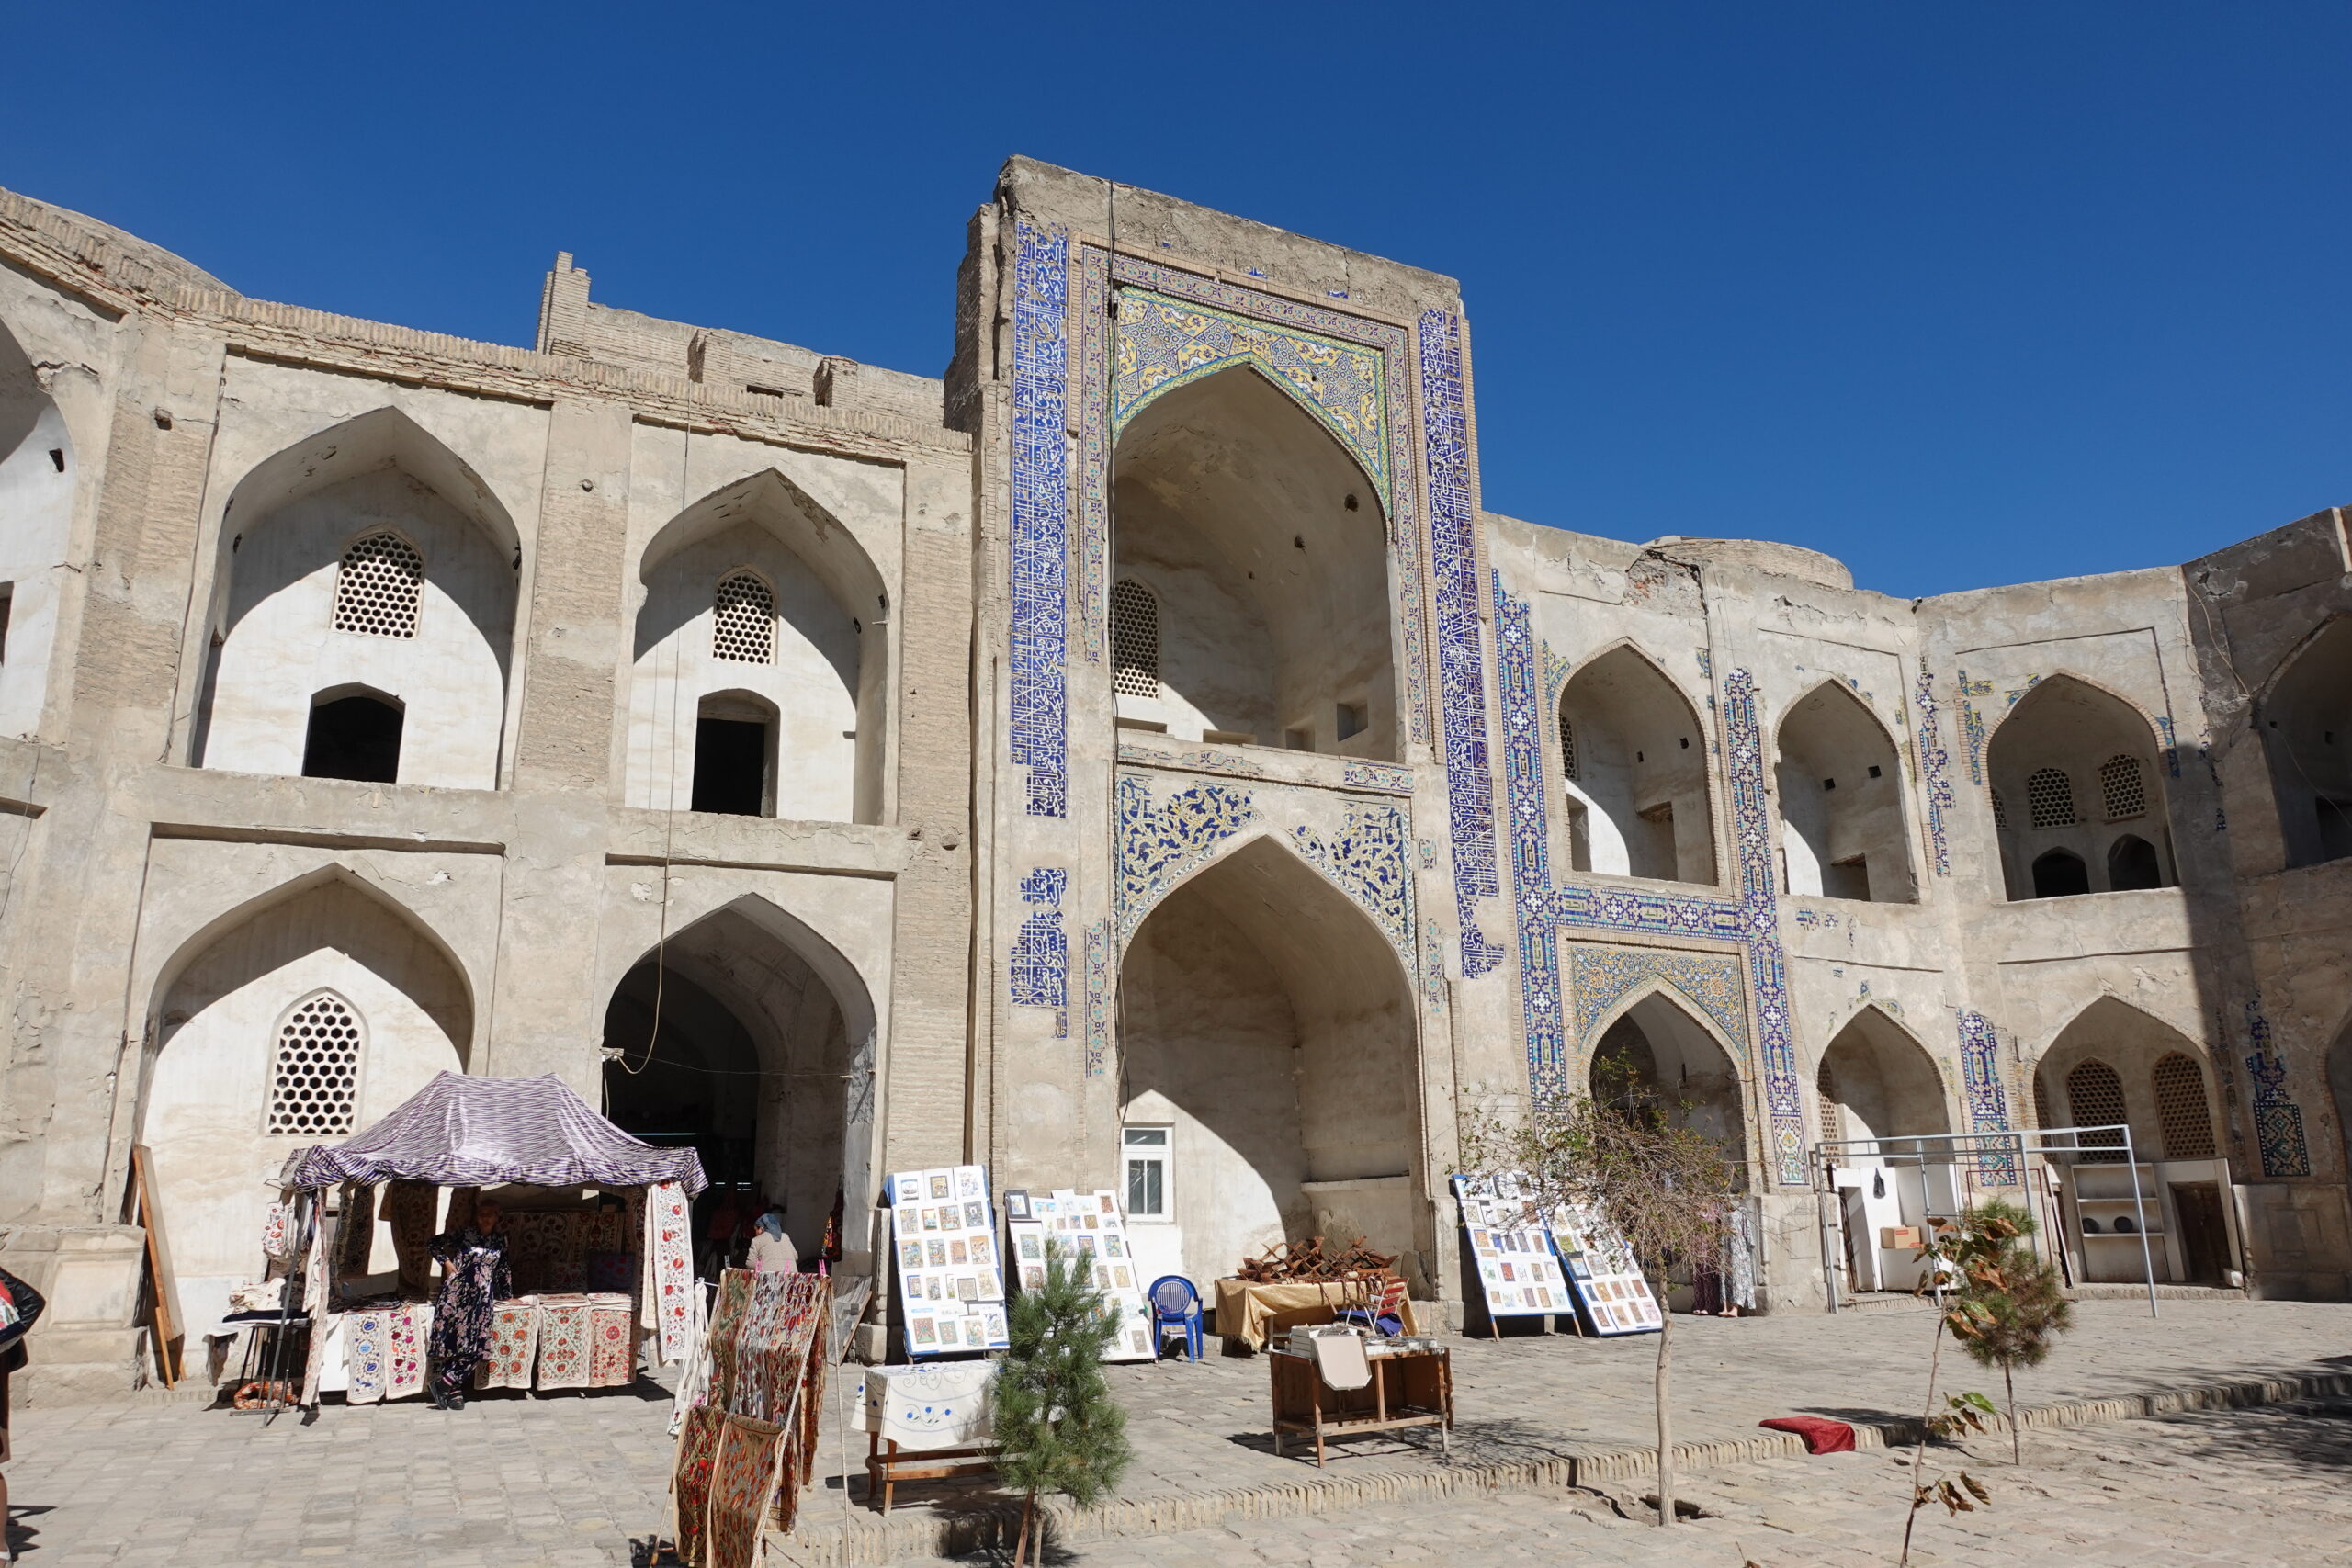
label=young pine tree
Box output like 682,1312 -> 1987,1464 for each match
994,1254 -> 1135,1567
1950,1198 -> 2074,1466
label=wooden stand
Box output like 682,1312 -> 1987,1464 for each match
865,1430 -> 999,1514
1269,1346 -> 1453,1467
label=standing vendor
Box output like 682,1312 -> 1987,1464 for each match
426,1196 -> 512,1410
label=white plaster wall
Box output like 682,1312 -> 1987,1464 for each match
200,469 -> 513,787
1988,677 -> 2175,897
1776,683 -> 1916,902
626,519 -> 858,820
0,401 -> 73,738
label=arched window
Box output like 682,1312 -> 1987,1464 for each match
2152,1052 -> 2215,1159
1110,579 -> 1159,698
266,992 -> 364,1135
332,531 -> 424,639
2031,849 -> 2088,898
302,689 -> 403,784
712,570 -> 775,665
2065,1058 -> 2129,1161
2098,755 -> 2147,821
2107,834 -> 2162,892
1558,715 -> 1579,782
2026,767 -> 2077,829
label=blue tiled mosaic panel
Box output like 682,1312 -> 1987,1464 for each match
1722,670 -> 1808,1187
1492,573 -> 1564,1099
1421,311 -> 1502,977
1913,665 -> 1954,878
1955,1010 -> 2017,1184
1083,919 -> 1111,1077
2243,995 -> 2312,1179
1571,947 -> 1750,1062
1009,221 -> 1071,817
1010,865 -> 1069,1036
1291,803 -> 1419,977
1114,774 -> 1261,949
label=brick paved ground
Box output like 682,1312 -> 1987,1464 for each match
5,1299 -> 2347,1565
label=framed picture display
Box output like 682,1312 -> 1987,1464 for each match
1004,1189 -> 1032,1222
1011,1189 -> 1156,1361
888,1163 -> 1008,1357
1552,1201 -> 1661,1337
1453,1174 -> 1573,1320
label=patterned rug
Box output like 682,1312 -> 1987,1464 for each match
706,1413 -> 786,1568
536,1296 -> 594,1390
386,1303 -> 431,1400
704,1269 -> 752,1412
649,1182 -> 695,1364
476,1299 -> 539,1389
344,1307 -> 390,1404
386,1180 -> 437,1293
667,1404 -> 725,1568
589,1296 -> 635,1387
336,1183 -> 377,1277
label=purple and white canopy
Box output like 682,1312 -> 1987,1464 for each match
287,1071 -> 707,1195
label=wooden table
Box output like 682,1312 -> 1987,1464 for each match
865,1431 -> 999,1514
1268,1345 -> 1452,1466
1214,1279 -> 1423,1351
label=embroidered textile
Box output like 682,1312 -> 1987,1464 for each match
426,1224 -> 512,1384
590,1297 -> 636,1387
507,1211 -> 588,1294
387,1180 -> 437,1293
649,1181 -> 695,1363
668,1404 -> 725,1568
586,1250 -> 634,1293
335,1183 -> 376,1277
475,1299 -> 539,1389
387,1303 -> 431,1399
704,1269 -> 752,1412
536,1295 -> 593,1390
345,1307 -> 390,1404
707,1414 -> 786,1568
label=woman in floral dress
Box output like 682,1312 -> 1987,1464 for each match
426,1196 -> 511,1410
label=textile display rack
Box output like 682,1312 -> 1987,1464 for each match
663,1268 -> 834,1568
260,1072 -> 706,1411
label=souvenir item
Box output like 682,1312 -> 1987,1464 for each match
887,1165 -> 1007,1356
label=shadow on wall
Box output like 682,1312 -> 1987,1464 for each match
1775,682 -> 1917,904
1557,647 -> 1717,886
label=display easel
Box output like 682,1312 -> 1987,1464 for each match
127,1145 -> 181,1387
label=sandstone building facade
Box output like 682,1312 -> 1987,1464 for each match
1,159 -> 2346,1394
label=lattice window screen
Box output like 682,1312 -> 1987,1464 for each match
712,571 -> 775,665
2065,1058 -> 2129,1161
1110,580 -> 1159,698
2098,754 -> 2148,820
332,532 -> 423,638
2153,1052 -> 2215,1158
1559,715 -> 1580,782
1991,789 -> 2009,829
1815,1066 -> 1842,1145
2031,1071 -> 2054,1130
2027,768 -> 2078,829
266,993 -> 363,1136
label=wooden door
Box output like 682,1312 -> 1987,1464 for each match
2170,1183 -> 2230,1283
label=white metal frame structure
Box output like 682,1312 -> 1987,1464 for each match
1811,1123 -> 2159,1318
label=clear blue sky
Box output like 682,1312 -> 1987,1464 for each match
12,4 -> 2347,598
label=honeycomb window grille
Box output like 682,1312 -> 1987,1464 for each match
712,570 -> 775,665
2064,1058 -> 2129,1161
2031,1071 -> 2054,1131
2098,754 -> 2148,821
266,992 -> 363,1136
1110,580 -> 1159,698
1559,714 -> 1580,782
1991,788 -> 2010,829
2153,1052 -> 2216,1158
2026,767 -> 2078,829
1815,1067 -> 1842,1145
332,532 -> 424,638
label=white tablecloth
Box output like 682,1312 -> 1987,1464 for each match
858,1361 -> 997,1450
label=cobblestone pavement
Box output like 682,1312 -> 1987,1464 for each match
916,1397 -> 2352,1568
5,1299 -> 2347,1565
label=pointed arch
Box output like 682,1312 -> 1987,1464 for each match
1556,642 -> 1717,885
1583,984 -> 1751,1177
196,408 -> 518,787
2033,995 -> 2219,1162
630,469 -> 888,823
1815,1003 -> 1951,1152
1986,673 -> 2174,899
1115,352 -> 1390,517
1112,362 -> 1397,758
2256,615 -> 2352,867
0,314 -> 76,738
1773,680 -> 1916,903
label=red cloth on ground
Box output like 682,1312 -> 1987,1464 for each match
1759,1416 -> 1857,1454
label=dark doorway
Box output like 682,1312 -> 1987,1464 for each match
2171,1183 -> 2230,1283
302,692 -> 403,783
2031,849 -> 2089,898
691,693 -> 775,817
2107,834 -> 2162,891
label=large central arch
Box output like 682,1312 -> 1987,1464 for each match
1116,835 -> 1427,1293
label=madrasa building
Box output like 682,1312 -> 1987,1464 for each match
1,157 -> 2347,1395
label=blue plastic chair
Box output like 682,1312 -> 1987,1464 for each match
1148,1275 -> 1204,1361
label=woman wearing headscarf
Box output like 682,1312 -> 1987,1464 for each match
746,1209 -> 795,1274
425,1195 -> 511,1409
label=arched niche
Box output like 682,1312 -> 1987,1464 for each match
1815,1007 -> 1952,1292
1587,987 -> 1750,1176
193,408 -> 519,788
1117,835 -> 1427,1294
1775,682 -> 1916,902
138,870 -> 475,1342
2258,618 -> 2352,868
1986,676 -> 2174,901
1110,365 -> 1398,759
1557,646 -> 1717,885
629,469 -> 888,824
2033,998 -> 2222,1162
0,317 -> 75,739
602,896 -> 878,1270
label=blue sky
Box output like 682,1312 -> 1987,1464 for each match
11,3 -> 2347,597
